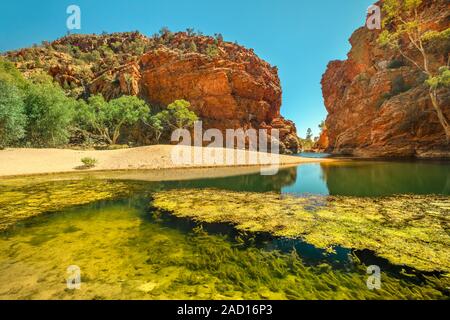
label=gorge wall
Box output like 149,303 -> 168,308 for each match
321,0 -> 450,158
4,31 -> 300,153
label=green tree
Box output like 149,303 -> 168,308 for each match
306,128 -> 313,141
0,58 -> 27,88
144,113 -> 165,143
378,0 -> 450,140
0,80 -> 26,148
23,78 -> 78,147
159,99 -> 198,130
78,95 -> 150,145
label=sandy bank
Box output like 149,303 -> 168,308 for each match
0,145 -> 334,178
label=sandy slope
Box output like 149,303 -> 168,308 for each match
0,145 -> 332,177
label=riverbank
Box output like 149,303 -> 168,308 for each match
0,145 -> 334,178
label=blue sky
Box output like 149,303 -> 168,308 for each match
0,0 -> 374,137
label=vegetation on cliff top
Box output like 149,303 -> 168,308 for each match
2,29 -> 264,98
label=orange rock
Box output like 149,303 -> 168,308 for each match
91,45 -> 299,153
321,0 -> 450,158
314,128 -> 329,151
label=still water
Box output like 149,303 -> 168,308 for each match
0,160 -> 449,299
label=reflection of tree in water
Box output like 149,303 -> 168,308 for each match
320,161 -> 450,196
162,166 -> 298,193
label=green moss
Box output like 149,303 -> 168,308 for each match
152,189 -> 450,274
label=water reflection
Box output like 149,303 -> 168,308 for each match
280,160 -> 450,196
321,161 -> 450,196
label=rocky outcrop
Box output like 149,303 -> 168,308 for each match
4,32 -> 300,153
313,128 -> 329,152
90,45 -> 300,153
321,0 -> 450,158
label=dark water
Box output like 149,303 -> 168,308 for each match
0,160 -> 449,299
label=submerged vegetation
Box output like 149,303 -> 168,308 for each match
152,189 -> 450,274
0,179 -> 143,231
0,165 -> 449,300
0,188 -> 448,300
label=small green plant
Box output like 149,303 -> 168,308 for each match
80,157 -> 98,169
206,44 -> 219,58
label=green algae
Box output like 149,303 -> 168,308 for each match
0,179 -> 145,231
152,189 -> 450,274
0,199 -> 448,300
0,171 -> 449,300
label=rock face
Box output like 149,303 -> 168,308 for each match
321,0 -> 450,158
313,128 -> 329,152
4,32 -> 300,154
94,41 -> 299,153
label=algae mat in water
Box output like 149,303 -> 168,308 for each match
0,179 -> 449,299
0,199 -> 448,300
0,179 -> 145,231
152,189 -> 450,274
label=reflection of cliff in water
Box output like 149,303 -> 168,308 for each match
162,166 -> 298,193
321,161 -> 450,196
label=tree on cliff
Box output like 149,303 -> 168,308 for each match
378,0 -> 450,140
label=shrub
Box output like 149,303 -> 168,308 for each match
206,44 -> 219,58
23,77 -> 78,147
80,157 -> 98,169
189,41 -> 198,53
0,80 -> 26,147
0,58 -> 27,88
81,51 -> 101,63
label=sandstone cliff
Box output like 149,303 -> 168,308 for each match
3,31 -> 300,153
322,0 -> 450,158
313,128 -> 329,152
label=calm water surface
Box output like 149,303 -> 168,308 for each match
0,160 -> 449,299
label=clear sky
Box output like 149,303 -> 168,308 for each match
0,0 -> 374,138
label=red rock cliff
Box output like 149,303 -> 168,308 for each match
321,0 -> 450,158
4,31 -> 300,153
